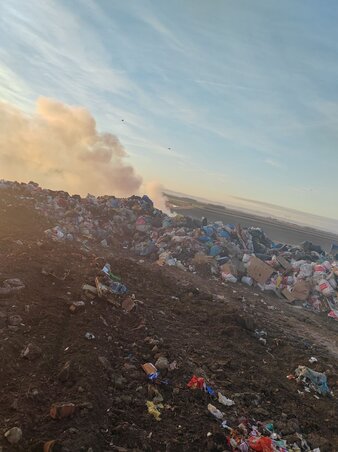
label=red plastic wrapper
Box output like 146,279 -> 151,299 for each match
187,375 -> 205,389
248,436 -> 273,452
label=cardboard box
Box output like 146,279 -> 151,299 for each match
281,288 -> 296,302
247,256 -> 274,284
282,280 -> 311,302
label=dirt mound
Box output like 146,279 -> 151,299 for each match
0,191 -> 337,451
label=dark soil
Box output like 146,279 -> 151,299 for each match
0,192 -> 337,451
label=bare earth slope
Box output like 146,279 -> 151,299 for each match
0,192 -> 337,451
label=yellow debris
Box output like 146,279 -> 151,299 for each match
146,400 -> 163,421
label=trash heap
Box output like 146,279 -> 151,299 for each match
1,179 -> 337,319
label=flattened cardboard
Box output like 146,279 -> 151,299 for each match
282,288 -> 296,302
293,280 -> 311,300
247,256 -> 274,284
282,280 -> 311,302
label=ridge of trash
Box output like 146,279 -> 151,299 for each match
1,179 -> 337,321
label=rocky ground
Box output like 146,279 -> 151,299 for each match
0,192 -> 337,451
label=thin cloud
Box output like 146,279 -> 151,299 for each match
265,158 -> 285,169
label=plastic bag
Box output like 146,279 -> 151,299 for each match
248,436 -> 273,452
218,392 -> 235,406
241,276 -> 253,286
222,273 -> 237,283
318,279 -> 334,297
207,403 -> 223,420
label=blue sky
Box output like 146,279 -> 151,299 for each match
1,0 -> 338,226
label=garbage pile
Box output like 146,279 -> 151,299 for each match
1,179 -> 337,319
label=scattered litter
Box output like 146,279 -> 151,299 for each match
207,403 -> 224,420
102,263 -> 121,282
294,365 -> 330,395
122,297 -> 136,312
84,332 -> 95,340
217,392 -> 235,407
50,402 -> 76,419
146,401 -> 163,421
142,362 -> 158,376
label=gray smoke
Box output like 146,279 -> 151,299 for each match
0,97 -> 142,196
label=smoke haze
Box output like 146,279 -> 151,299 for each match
0,98 -> 142,196
143,181 -> 170,214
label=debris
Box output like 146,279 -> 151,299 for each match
122,297 -> 136,312
84,332 -> 95,340
295,366 -> 330,395
146,400 -> 163,421
222,272 -> 238,283
4,427 -> 22,444
102,263 -> 121,282
69,300 -> 85,312
248,435 -> 273,451
148,385 -> 164,403
247,256 -> 274,285
21,343 -> 42,360
207,403 -> 224,420
309,357 -> 318,364
142,363 -> 158,376
82,284 -> 97,295
50,402 -> 76,419
217,392 -> 235,407
241,276 -> 253,286
155,356 -> 169,370
187,375 -> 205,390
2,180 -> 337,318
1,180 -> 337,450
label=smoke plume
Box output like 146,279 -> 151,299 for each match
0,98 -> 142,196
143,181 -> 171,214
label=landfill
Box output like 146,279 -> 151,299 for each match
0,179 -> 337,451
1,180 -> 337,319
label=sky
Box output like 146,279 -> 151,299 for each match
1,0 -> 338,230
